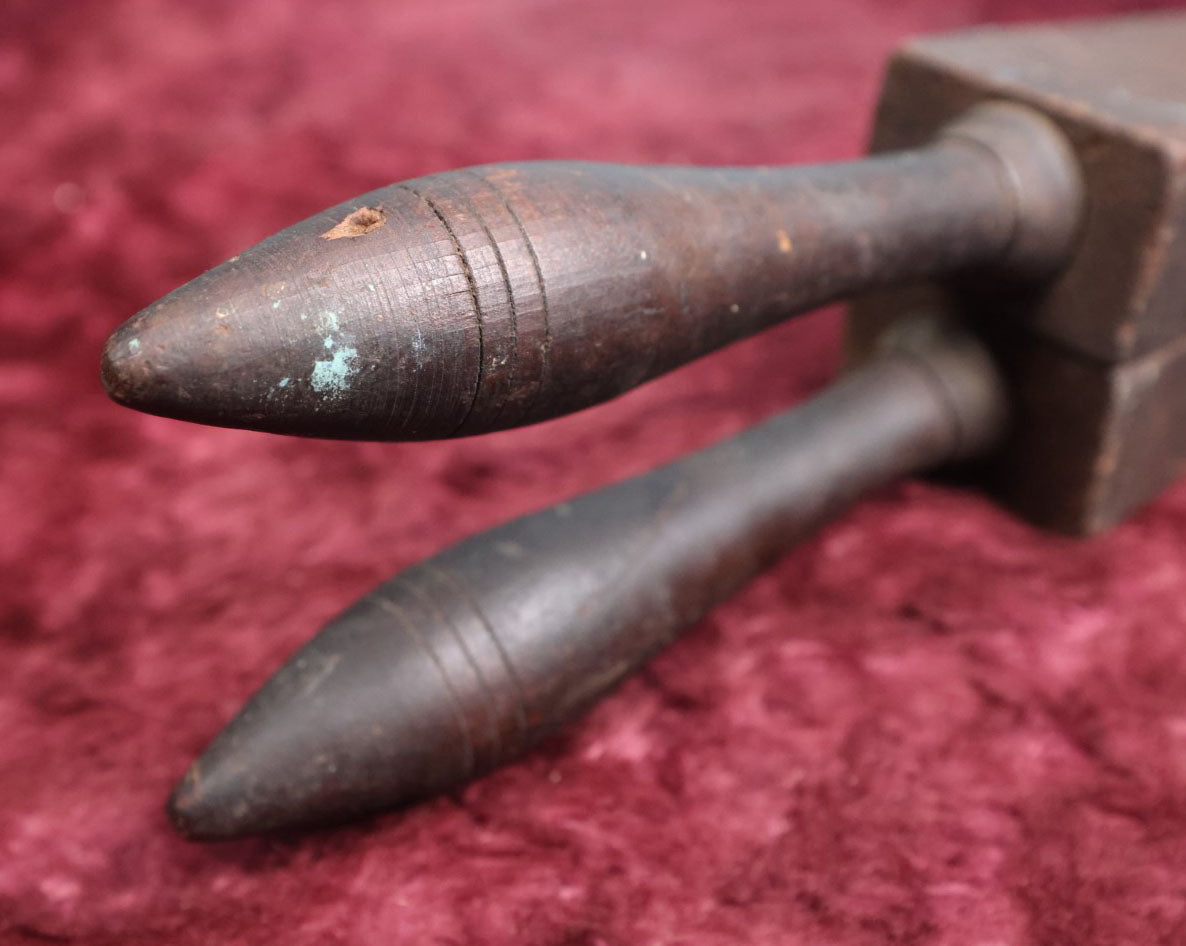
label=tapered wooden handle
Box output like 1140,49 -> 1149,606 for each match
103,103 -> 1077,441
169,323 -> 1006,838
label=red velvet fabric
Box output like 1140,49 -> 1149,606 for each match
5,0 -> 1186,942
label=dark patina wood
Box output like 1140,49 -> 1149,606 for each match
169,323 -> 1004,839
848,12 -> 1186,533
101,104 -> 1074,440
96,13 -> 1186,838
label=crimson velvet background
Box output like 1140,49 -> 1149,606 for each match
5,0 -> 1186,943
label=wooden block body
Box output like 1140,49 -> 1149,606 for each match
848,12 -> 1186,533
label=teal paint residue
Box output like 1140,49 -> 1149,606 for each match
323,311 -> 340,332
310,347 -> 359,397
272,300 -> 281,309
278,377 -> 289,388
324,336 -> 334,349
128,338 -> 140,354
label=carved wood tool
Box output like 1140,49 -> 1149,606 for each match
100,13 -> 1186,837
99,105 -> 1072,441
169,321 -> 1008,840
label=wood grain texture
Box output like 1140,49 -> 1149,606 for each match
848,11 -> 1186,533
169,325 -> 1006,838
101,138 -> 1031,440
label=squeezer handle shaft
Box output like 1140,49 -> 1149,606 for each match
170,324 -> 1006,838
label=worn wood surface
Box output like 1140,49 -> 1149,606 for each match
126,12 -> 1186,838
169,326 -> 1005,838
849,11 -> 1186,532
874,12 -> 1186,363
100,107 -> 1074,440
